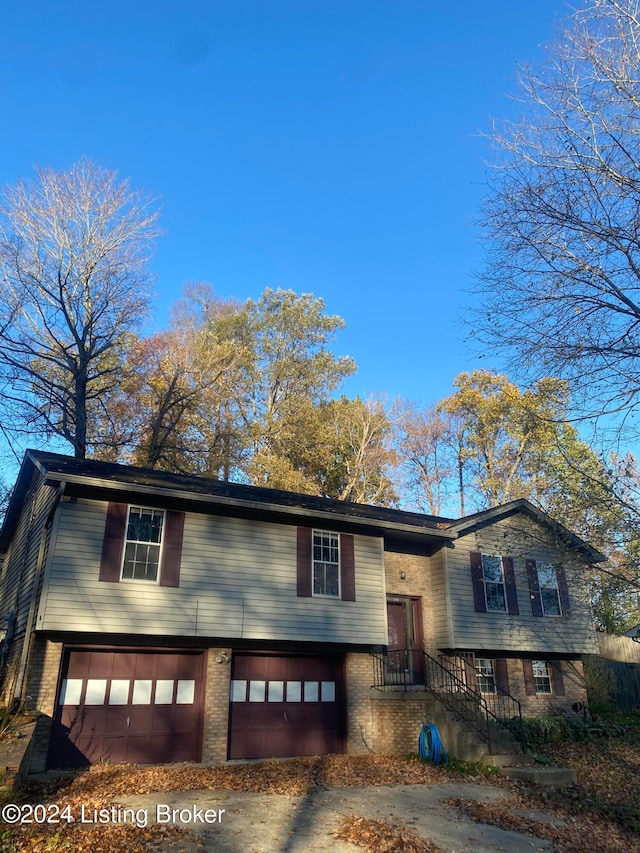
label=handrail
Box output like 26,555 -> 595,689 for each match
370,649 -> 527,754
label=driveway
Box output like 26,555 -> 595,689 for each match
119,782 -> 558,852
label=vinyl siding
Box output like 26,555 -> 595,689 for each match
430,547 -> 451,650
37,499 -> 388,645
445,516 -> 598,655
0,472 -> 59,700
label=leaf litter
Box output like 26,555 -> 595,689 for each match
1,746 -> 639,852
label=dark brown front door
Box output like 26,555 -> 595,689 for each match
49,649 -> 205,768
228,653 -> 344,760
387,600 -> 410,677
386,597 -> 424,684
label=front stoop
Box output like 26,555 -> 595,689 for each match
499,765 -> 577,785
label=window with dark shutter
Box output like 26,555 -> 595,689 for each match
471,552 -> 517,614
297,528 -> 356,600
99,503 -> 184,586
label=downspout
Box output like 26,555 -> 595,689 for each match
13,481 -> 66,707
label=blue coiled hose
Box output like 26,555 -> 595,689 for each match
418,723 -> 448,765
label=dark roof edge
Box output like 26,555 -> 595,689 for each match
0,450 -> 457,549
449,498 -> 607,563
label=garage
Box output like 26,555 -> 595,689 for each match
48,648 -> 205,768
228,653 -> 345,760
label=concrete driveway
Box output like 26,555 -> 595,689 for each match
119,782 -> 558,852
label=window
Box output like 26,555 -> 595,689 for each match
100,503 -> 184,586
476,658 -> 496,694
471,552 -> 518,615
482,554 -> 507,612
532,660 -> 552,694
537,563 -> 562,616
121,507 -> 165,582
313,530 -> 340,597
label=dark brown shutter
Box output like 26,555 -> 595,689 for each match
503,557 -> 519,615
522,659 -> 536,696
99,503 -> 127,582
160,510 -> 184,587
495,658 -> 510,694
556,566 -> 571,617
526,559 -> 543,616
470,552 -> 486,612
297,527 -> 312,597
340,533 -> 356,601
551,660 -> 565,696
461,654 -> 478,691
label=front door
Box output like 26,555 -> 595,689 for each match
386,597 -> 424,685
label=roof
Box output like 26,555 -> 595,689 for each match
448,498 -> 607,563
0,450 -> 607,562
0,450 -> 456,552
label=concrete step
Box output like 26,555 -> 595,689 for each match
499,765 -> 577,785
481,752 -> 535,768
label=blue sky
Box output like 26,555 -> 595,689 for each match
0,0 -> 571,409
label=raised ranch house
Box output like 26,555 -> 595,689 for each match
0,450 -> 603,771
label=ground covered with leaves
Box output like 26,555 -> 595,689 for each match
0,734 -> 639,852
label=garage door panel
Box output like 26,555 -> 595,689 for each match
228,654 -> 344,760
103,709 -> 129,737
49,649 -> 205,769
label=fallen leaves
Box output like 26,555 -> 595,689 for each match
449,796 -> 639,853
334,815 -> 445,853
2,742 -> 640,852
23,753 -> 454,802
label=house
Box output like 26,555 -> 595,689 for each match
0,450 -> 604,771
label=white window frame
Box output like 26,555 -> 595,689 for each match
537,563 -> 562,616
312,530 -> 340,598
481,554 -> 507,612
532,660 -> 552,694
476,658 -> 497,695
120,506 -> 165,583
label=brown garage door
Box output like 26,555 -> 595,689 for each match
228,653 -> 344,760
49,648 -> 205,768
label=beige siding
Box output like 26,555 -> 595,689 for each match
445,516 -> 598,655
0,472 -> 59,703
37,499 -> 388,645
430,548 -> 450,651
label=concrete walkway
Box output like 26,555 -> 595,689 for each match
119,782 -> 559,853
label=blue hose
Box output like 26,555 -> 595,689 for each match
419,723 -> 448,765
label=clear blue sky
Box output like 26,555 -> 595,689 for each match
0,0 -> 570,409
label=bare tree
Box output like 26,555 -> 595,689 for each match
0,158 -> 161,458
396,401 -> 454,515
475,0 -> 640,433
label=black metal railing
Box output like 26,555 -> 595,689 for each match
371,649 -> 526,754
